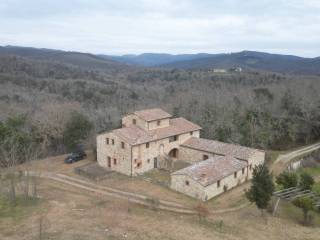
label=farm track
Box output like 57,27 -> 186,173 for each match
28,171 -> 250,215
272,142 -> 320,174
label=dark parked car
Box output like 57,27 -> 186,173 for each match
64,151 -> 87,164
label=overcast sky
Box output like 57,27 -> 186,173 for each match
0,0 -> 319,57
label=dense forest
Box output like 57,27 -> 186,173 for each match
1,50 -> 320,164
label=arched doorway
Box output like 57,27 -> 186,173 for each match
168,148 -> 179,159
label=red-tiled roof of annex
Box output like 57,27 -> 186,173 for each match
171,156 -> 248,187
113,118 -> 201,145
134,108 -> 172,122
181,137 -> 262,161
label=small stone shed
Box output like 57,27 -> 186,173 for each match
171,155 -> 248,201
179,137 -> 265,179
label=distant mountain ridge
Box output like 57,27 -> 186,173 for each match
1,46 -> 320,75
99,53 -> 216,66
105,51 -> 320,75
0,45 -> 134,73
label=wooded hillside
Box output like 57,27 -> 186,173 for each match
1,47 -> 320,159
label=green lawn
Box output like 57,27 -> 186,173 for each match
298,167 -> 320,177
313,182 -> 320,195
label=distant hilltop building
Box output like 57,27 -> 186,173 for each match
97,108 -> 265,201
211,68 -> 227,73
230,67 -> 243,72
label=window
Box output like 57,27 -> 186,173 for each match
106,138 -> 109,144
185,180 -> 190,186
112,139 -> 115,145
132,119 -> 136,125
137,162 -> 142,168
121,142 -> 125,149
169,135 -> 178,142
107,157 -> 111,167
203,154 -> 209,160
147,159 -> 150,163
157,120 -> 161,126
242,168 -> 245,175
113,158 -> 117,165
234,172 -> 237,178
217,180 -> 221,188
190,131 -> 193,136
146,142 -> 149,148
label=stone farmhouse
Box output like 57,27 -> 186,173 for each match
97,108 -> 265,201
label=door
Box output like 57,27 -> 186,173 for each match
159,144 -> 164,155
154,157 -> 158,168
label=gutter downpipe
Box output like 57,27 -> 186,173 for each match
130,145 -> 133,177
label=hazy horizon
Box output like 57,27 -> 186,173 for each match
1,0 -> 319,57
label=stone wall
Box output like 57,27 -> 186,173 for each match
179,145 -> 218,163
148,118 -> 170,130
247,151 -> 265,178
122,114 -> 147,130
171,167 -> 248,201
131,130 -> 200,175
97,131 -> 132,175
179,145 -> 265,179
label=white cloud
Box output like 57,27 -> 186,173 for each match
0,0 -> 319,57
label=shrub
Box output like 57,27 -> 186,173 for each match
299,172 -> 315,190
292,196 -> 314,225
276,171 -> 298,189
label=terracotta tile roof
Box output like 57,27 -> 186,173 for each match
181,137 -> 262,160
171,156 -> 247,187
134,108 -> 172,122
113,118 -> 201,145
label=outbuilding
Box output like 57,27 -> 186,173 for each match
171,155 -> 248,201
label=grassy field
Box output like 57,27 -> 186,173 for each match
0,178 -> 319,240
1,150 -> 319,239
279,201 -> 320,226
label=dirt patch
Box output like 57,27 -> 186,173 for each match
75,162 -> 112,181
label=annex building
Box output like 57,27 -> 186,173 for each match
97,108 -> 265,201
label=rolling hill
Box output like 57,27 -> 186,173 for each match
159,51 -> 320,75
1,46 -> 320,75
99,53 -> 214,66
104,51 -> 320,75
0,46 -> 134,73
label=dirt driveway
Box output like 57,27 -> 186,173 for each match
272,142 -> 320,175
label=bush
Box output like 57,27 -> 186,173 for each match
292,196 -> 314,225
299,172 -> 315,190
276,171 -> 298,189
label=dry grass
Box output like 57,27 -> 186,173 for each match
1,179 -> 319,240
3,153 -> 319,239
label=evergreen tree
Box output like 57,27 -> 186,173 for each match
63,112 -> 93,151
246,164 -> 275,215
